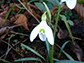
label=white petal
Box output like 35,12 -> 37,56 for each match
30,24 -> 40,42
39,32 -> 46,41
61,0 -> 66,2
43,23 -> 54,45
39,21 -> 46,27
30,21 -> 46,42
66,0 -> 77,9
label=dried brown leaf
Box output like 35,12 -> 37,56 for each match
74,3 -> 84,18
0,27 -> 7,35
13,14 -> 29,30
0,17 -> 6,26
10,3 -> 20,11
67,42 -> 83,61
1,4 -> 9,11
0,27 -> 9,39
0,33 -> 8,40
57,26 -> 69,39
0,10 -> 7,18
0,10 -> 8,26
0,24 -> 25,39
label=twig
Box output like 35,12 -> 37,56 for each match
8,23 -> 25,29
0,40 -> 21,59
10,31 -> 28,36
18,0 -> 40,23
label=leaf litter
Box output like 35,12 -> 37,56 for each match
0,0 -> 84,63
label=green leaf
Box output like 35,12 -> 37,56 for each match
60,15 -> 66,21
13,39 -> 18,43
0,59 -> 11,63
55,60 -> 84,63
45,39 -> 49,57
48,0 -> 59,6
77,0 -> 84,4
29,0 -> 43,3
65,11 -> 72,17
45,1 -> 53,10
35,1 -> 53,11
58,41 -> 69,57
53,58 -> 59,62
63,51 -> 74,61
67,20 -> 74,26
20,35 -> 24,39
21,43 -> 45,60
14,58 -> 42,63
3,5 -> 16,25
60,15 -> 74,43
35,2 -> 46,11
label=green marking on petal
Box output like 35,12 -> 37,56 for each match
39,29 -> 45,33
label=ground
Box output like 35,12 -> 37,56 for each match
0,0 -> 84,63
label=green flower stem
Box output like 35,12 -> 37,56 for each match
77,0 -> 84,4
64,20 -> 74,43
49,44 -> 54,63
43,2 -> 53,63
49,4 -> 62,63
54,4 -> 61,38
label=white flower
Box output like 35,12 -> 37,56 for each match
61,0 -> 77,9
30,21 -> 54,45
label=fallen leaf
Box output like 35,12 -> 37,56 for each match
0,10 -> 8,26
0,33 -> 8,40
57,26 -> 69,39
0,24 -> 25,39
13,14 -> 29,30
0,10 -> 7,18
0,27 -> 8,35
0,26 -> 9,39
1,4 -> 9,11
67,42 -> 83,61
74,3 -> 84,18
10,3 -> 20,11
0,17 -> 6,26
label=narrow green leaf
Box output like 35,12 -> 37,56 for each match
21,43 -> 45,60
45,39 -> 49,57
63,51 -> 74,61
35,3 -> 46,11
58,41 -> 69,57
29,0 -> 43,3
64,20 -> 74,43
60,15 -> 74,43
3,5 -> 16,25
55,60 -> 84,63
48,0 -> 59,6
77,0 -> 84,4
14,58 -> 42,63
0,59 -> 11,63
53,58 -> 59,62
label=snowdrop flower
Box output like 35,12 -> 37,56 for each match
60,0 -> 77,9
30,12 -> 54,45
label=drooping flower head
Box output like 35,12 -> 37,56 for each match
60,0 -> 77,9
30,12 -> 54,45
